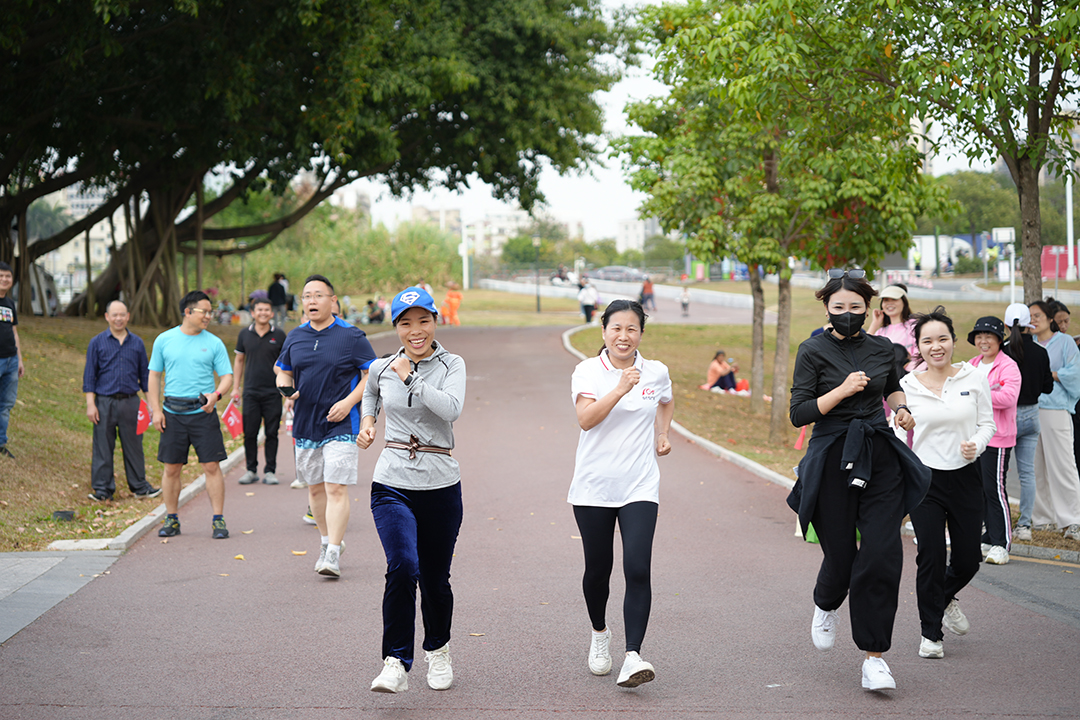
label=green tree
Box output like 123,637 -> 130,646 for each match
2,0 -> 621,323
617,0 -> 951,439
848,0 -> 1080,302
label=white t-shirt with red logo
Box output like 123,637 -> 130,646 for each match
568,349 -> 673,507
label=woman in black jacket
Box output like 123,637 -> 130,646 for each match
788,269 -> 930,692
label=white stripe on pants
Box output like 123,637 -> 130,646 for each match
1033,408 -> 1080,528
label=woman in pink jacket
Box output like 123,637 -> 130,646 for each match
967,316 -> 1021,565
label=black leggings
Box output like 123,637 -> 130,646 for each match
573,502 -> 658,653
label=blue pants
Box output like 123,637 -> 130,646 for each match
1013,404 -> 1040,528
371,481 -> 462,671
0,355 -> 19,448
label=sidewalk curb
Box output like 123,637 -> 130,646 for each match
560,325 -> 796,494
47,443 -> 248,552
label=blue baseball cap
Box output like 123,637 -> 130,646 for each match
391,286 -> 439,324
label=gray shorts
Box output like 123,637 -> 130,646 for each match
295,441 -> 358,486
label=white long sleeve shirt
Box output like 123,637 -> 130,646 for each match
901,361 -> 996,471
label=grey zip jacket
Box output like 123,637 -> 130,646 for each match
361,341 -> 466,490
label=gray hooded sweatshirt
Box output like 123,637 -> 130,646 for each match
361,341 -> 466,490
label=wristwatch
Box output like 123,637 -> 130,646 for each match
402,372 -> 415,387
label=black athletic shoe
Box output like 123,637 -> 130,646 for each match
212,517 -> 229,539
159,516 -> 181,537
0,445 -> 13,459
135,487 -> 162,499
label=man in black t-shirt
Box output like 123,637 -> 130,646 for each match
268,273 -> 288,329
0,262 -> 24,459
231,298 -> 287,484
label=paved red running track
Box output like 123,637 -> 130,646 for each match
0,326 -> 1077,719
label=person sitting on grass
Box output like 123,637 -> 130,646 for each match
699,350 -> 739,392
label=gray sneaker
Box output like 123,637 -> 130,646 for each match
1065,524 -> 1080,541
262,472 -> 279,485
1032,523 -> 1059,533
319,547 -> 341,577
1014,525 -> 1032,542
237,470 -> 259,485
943,599 -> 970,635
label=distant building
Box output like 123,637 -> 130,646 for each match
40,185 -> 123,297
615,217 -> 663,254
910,117 -> 934,176
412,207 -> 462,238
464,210 -> 532,256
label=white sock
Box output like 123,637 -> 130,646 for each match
594,628 -> 608,635
320,536 -> 329,546
328,543 -> 341,555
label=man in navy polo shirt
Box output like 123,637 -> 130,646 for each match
232,298 -> 287,485
276,274 -> 376,578
84,300 -> 159,501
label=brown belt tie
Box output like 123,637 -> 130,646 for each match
385,434 -> 452,459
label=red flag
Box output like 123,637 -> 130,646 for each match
136,399 -> 151,435
221,401 -> 243,439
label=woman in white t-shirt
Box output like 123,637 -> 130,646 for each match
901,307 -> 995,661
569,299 -> 674,689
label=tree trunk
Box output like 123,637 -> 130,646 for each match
16,209 -> 31,315
1016,157 -> 1043,303
748,264 -> 766,415
195,179 -> 205,291
769,269 -> 793,444
84,229 -> 94,317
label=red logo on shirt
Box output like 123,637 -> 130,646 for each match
641,387 -> 658,401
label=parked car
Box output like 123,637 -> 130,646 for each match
585,265 -> 646,283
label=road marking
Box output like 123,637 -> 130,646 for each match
1011,555 -> 1080,569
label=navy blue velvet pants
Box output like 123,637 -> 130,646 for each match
371,481 -> 463,671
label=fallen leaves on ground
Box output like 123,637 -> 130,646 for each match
292,550 -> 307,556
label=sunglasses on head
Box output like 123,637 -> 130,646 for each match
827,268 -> 866,279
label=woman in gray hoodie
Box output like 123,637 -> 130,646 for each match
358,286 -> 467,695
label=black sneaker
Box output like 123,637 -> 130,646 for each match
159,516 -> 181,537
212,517 -> 229,539
0,445 -> 13,459
135,487 -> 162,499
87,492 -> 112,502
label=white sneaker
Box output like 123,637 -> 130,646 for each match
985,546 -> 1010,565
918,636 -> 943,659
980,542 -> 991,557
425,644 -> 453,690
1014,525 -> 1032,542
314,544 -> 327,573
290,478 -> 307,489
1065,524 -> 1080,541
811,605 -> 839,651
943,598 -> 970,635
319,547 -> 341,577
371,657 -> 408,693
588,628 -> 612,676
616,651 -> 655,688
861,656 -> 896,690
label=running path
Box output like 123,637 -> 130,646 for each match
0,326 -> 1077,719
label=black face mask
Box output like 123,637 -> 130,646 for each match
829,311 -> 866,337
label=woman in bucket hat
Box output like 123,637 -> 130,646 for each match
358,286 -> 467,693
966,316 -> 1021,565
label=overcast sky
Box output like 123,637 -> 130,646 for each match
349,3 -> 992,242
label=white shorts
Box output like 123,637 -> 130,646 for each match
295,441 -> 359,486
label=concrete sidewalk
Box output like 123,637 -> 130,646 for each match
1,326 -> 1078,719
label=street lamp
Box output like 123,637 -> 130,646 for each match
533,234 -> 541,313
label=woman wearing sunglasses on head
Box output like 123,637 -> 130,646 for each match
788,268 -> 930,692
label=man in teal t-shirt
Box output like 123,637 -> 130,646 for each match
148,291 -> 234,539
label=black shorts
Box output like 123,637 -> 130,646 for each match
157,410 -> 228,465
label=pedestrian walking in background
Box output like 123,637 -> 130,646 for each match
640,276 -> 656,311
83,300 -> 159,501
276,275 -> 376,578
232,298 -> 287,486
268,273 -> 288,329
0,261 -> 25,459
147,291 -> 234,539
966,316 -> 1021,565
788,268 -> 928,692
439,282 -> 462,326
1028,300 -> 1080,541
679,287 -> 690,317
578,278 -> 599,325
358,287 -> 467,694
903,308 -> 995,660
1001,303 -> 1053,542
568,299 -> 673,689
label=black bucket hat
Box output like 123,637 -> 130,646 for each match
967,316 -> 1005,346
